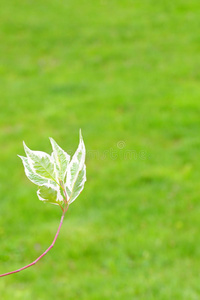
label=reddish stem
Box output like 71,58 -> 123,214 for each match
0,206 -> 69,278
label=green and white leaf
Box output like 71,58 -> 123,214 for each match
68,164 -> 86,204
18,155 -> 56,188
50,138 -> 70,182
23,142 -> 56,182
37,185 -> 61,205
65,130 -> 86,203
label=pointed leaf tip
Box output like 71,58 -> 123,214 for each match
18,154 -> 25,160
79,129 -> 83,140
23,141 -> 27,147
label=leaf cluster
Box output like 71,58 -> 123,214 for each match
19,130 -> 86,210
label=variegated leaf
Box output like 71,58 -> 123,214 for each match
65,130 -> 86,203
37,185 -> 61,205
50,138 -> 70,182
18,155 -> 56,188
68,164 -> 86,204
23,142 -> 56,183
66,130 -> 85,190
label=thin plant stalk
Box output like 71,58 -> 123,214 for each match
0,131 -> 86,278
0,205 -> 69,278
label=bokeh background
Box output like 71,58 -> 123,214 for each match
0,0 -> 200,299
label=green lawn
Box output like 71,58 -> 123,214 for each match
0,0 -> 200,298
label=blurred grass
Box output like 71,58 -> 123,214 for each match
0,0 -> 200,299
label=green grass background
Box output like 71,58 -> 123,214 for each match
0,0 -> 200,299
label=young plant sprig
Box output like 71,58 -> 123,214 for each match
0,130 -> 86,278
